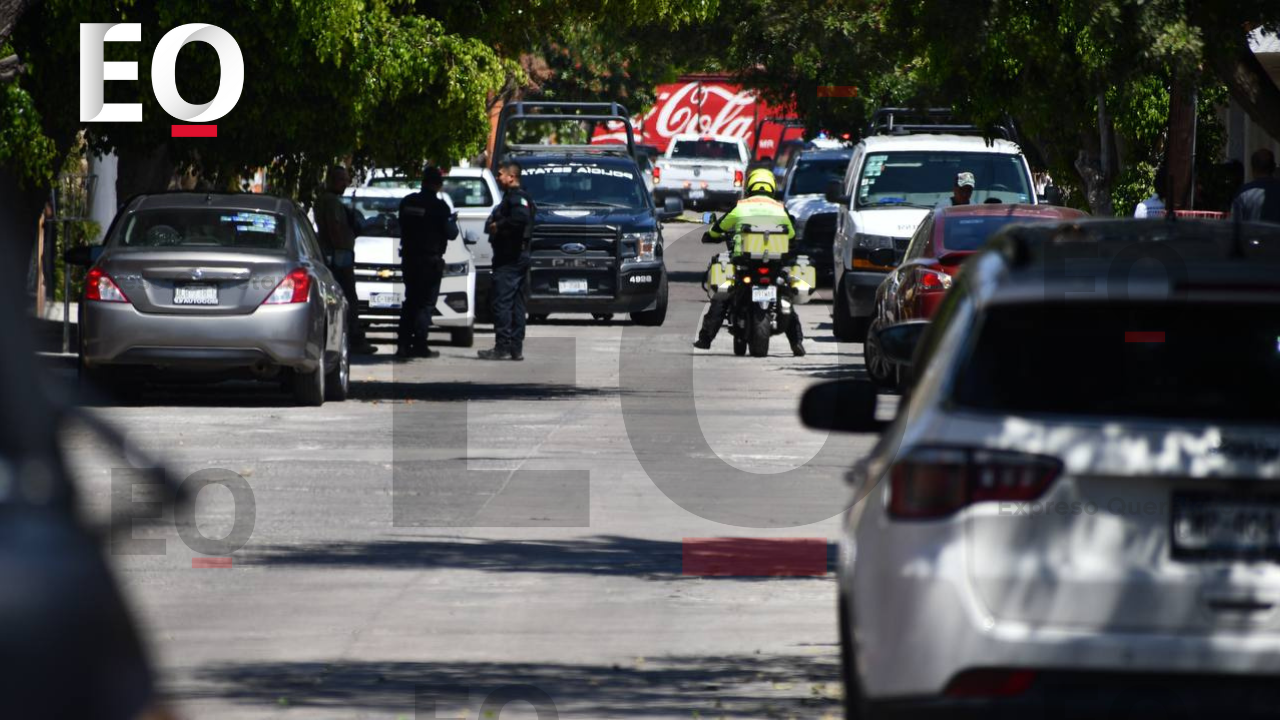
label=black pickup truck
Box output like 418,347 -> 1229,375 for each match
492,102 -> 684,325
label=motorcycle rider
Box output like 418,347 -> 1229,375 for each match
693,168 -> 806,356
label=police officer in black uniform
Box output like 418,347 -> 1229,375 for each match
478,159 -> 535,361
396,166 -> 452,359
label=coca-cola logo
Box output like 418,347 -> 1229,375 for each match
594,81 -> 784,152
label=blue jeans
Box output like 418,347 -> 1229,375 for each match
491,255 -> 529,352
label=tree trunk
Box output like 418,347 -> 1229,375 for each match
1210,43 -> 1280,149
1073,94 -> 1117,217
1165,73 -> 1197,211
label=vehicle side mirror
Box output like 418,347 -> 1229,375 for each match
875,321 -> 930,366
799,379 -> 885,433
701,211 -> 718,226
660,196 -> 684,221
869,247 -> 896,268
65,244 -> 103,267
1039,184 -> 1064,205
825,180 -> 850,205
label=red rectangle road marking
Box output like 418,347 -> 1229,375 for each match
682,538 -> 828,576
1125,331 -> 1165,343
172,124 -> 217,138
192,557 -> 233,569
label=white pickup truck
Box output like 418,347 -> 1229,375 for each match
652,134 -> 748,211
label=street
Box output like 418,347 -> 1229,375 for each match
60,220 -> 870,719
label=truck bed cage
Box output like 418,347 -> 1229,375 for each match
868,107 -> 1017,143
492,102 -> 636,171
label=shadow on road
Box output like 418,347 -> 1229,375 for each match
183,652 -> 841,716
241,535 -> 837,582
351,381 -> 619,403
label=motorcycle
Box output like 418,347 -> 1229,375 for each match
702,213 -> 815,357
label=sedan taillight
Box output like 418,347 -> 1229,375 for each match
653,165 -> 662,184
914,266 -> 953,292
733,169 -> 744,188
888,447 -> 1061,519
85,267 -> 129,303
263,268 -> 311,305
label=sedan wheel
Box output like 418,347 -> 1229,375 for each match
293,357 -> 325,407
324,326 -> 349,402
863,319 -> 897,390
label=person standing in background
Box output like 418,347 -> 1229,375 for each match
315,165 -> 378,355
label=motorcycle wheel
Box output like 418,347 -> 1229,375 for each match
749,305 -> 771,358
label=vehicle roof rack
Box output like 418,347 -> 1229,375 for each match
867,107 -> 1017,143
492,101 -> 636,172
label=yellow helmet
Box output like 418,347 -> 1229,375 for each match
745,167 -> 776,196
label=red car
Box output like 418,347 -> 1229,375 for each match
866,203 -> 1087,387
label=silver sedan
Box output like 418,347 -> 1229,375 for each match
74,193 -> 349,406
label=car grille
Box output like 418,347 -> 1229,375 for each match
355,262 -> 402,282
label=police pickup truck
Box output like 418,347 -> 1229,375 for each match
493,102 -> 684,325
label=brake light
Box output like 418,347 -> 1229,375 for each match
757,267 -> 770,275
945,670 -> 1037,697
653,166 -> 661,184
733,169 -> 744,188
85,267 -> 129,303
916,267 -> 953,291
888,447 -> 1060,519
263,268 -> 311,304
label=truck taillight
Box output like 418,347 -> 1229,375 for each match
653,166 -> 661,184
85,267 -> 130,303
888,448 -> 1061,519
263,268 -> 311,305
734,169 -> 743,188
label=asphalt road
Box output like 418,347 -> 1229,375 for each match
60,221 -> 877,719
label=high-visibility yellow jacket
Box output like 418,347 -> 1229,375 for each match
707,194 -> 796,255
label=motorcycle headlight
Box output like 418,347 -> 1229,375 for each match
854,233 -> 897,250
622,231 -> 659,265
444,261 -> 470,277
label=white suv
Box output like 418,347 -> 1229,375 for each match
343,187 -> 477,347
804,218 -> 1280,719
827,125 -> 1036,341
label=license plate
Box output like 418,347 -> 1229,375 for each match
370,292 -> 402,309
751,286 -> 777,302
174,283 -> 218,305
559,279 -> 589,295
689,189 -> 706,200
1172,493 -> 1280,560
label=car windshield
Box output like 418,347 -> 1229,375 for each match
952,301 -> 1280,423
856,151 -> 1032,208
116,209 -> 288,251
443,177 -> 493,208
342,194 -> 406,237
670,140 -> 743,161
521,163 -> 648,209
789,157 -> 850,196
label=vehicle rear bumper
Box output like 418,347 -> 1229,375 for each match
80,302 -> 317,371
864,672 -> 1280,719
847,526 -> 1280,701
528,263 -> 663,314
654,187 -> 740,208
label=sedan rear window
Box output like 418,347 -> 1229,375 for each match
952,302 -> 1280,422
117,209 -> 288,251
